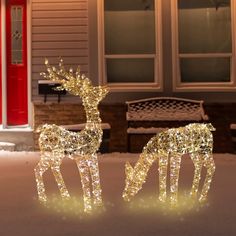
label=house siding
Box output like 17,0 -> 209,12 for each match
31,0 -> 89,102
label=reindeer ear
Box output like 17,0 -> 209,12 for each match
125,162 -> 133,176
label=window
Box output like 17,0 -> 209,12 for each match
11,6 -> 23,65
98,0 -> 163,91
171,0 -> 236,91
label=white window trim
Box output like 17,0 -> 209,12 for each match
97,0 -> 163,92
171,0 -> 236,92
0,0 -> 33,130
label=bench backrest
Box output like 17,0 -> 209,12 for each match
126,97 -> 208,121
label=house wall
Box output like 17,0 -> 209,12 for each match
31,0 -> 236,104
32,0 -> 236,103
31,0 -> 89,102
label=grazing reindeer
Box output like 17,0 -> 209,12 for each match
34,59 -> 108,213
123,123 -> 216,205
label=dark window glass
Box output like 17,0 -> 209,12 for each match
106,58 -> 155,83
104,0 -> 155,54
178,0 -> 231,53
180,57 -> 231,83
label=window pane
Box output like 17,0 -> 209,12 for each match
11,6 -> 23,64
104,0 -> 155,54
178,0 -> 232,53
17,7 -> 22,21
180,57 -> 230,83
106,58 -> 154,83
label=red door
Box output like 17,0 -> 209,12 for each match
6,0 -> 27,125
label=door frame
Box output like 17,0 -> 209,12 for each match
0,1 -> 2,124
0,0 -> 32,129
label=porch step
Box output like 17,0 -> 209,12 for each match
0,142 -> 16,151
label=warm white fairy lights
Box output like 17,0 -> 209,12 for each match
123,123 -> 216,205
34,59 -> 108,213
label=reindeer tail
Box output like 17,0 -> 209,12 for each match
205,123 -> 216,131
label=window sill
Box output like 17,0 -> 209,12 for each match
173,82 -> 236,92
105,83 -> 163,92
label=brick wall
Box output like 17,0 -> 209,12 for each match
33,102 -> 236,153
33,103 -> 127,152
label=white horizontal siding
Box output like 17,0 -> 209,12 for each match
32,2 -> 87,11
32,49 -> 88,57
32,10 -> 88,18
32,41 -> 88,49
32,33 -> 87,42
32,18 -> 88,26
32,56 -> 88,65
31,0 -> 89,101
32,65 -> 89,73
34,0 -> 86,2
32,26 -> 87,34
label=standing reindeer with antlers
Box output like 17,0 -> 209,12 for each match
34,59 -> 108,213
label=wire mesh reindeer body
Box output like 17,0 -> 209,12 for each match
34,59 -> 108,213
123,123 -> 216,205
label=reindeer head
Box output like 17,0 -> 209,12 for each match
122,162 -> 143,202
40,58 -> 108,107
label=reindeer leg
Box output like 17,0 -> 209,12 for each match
170,154 -> 182,205
50,154 -> 70,200
158,154 -> 168,203
76,158 -> 92,213
89,154 -> 102,207
34,153 -> 50,203
199,153 -> 215,203
190,153 -> 203,198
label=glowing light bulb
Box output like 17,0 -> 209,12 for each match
34,59 -> 108,213
123,123 -> 216,205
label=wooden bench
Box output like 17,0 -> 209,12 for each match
126,97 -> 209,152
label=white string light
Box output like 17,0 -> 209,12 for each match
123,123 -> 216,205
34,59 -> 108,213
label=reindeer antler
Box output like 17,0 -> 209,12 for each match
40,58 -> 91,96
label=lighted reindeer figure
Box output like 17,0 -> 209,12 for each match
34,59 -> 108,213
123,123 -> 216,205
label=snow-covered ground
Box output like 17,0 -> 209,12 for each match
0,151 -> 236,236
